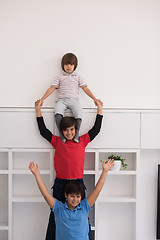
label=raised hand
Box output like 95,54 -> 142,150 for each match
94,99 -> 103,107
29,162 -> 40,176
103,159 -> 115,172
95,99 -> 103,115
35,99 -> 43,108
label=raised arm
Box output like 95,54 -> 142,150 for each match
35,86 -> 56,107
88,99 -> 103,141
35,100 -> 52,142
82,86 -> 103,106
29,162 -> 55,209
87,159 -> 115,207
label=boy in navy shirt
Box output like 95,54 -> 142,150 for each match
29,159 -> 114,240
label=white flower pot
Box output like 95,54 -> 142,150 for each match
110,160 -> 121,171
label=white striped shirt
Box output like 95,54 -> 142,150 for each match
52,72 -> 87,99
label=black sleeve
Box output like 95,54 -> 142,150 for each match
88,114 -> 103,141
36,117 -> 52,142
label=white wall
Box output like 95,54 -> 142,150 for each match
0,0 -> 160,239
0,0 -> 160,108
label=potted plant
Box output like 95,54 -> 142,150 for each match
107,154 -> 128,171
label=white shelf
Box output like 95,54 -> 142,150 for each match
0,109 -> 144,240
11,148 -> 52,153
97,148 -> 139,153
0,146 -> 139,240
0,170 -> 8,174
0,223 -> 9,231
99,170 -> 137,175
84,170 -> 95,175
12,169 -> 50,175
98,196 -> 136,203
12,196 -> 45,202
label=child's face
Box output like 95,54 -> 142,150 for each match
65,193 -> 82,210
64,64 -> 74,74
62,125 -> 76,140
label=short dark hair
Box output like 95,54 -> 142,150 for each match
61,53 -> 78,71
65,181 -> 83,197
60,116 -> 78,132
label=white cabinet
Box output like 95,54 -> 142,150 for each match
0,111 -> 54,148
0,149 -> 54,240
0,110 -> 140,149
0,148 -> 139,240
100,113 -> 140,148
141,113 -> 160,148
96,149 -> 139,240
0,150 -> 9,240
81,112 -> 140,148
0,109 -> 141,240
81,149 -> 139,240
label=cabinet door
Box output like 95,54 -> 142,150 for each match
0,111 -> 54,148
81,112 -> 140,148
141,113 -> 160,148
0,111 -> 140,148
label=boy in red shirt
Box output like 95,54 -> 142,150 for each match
35,99 -> 103,240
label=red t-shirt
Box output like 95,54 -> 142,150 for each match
50,133 -> 91,179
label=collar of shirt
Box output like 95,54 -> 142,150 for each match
62,71 -> 77,76
64,201 -> 82,211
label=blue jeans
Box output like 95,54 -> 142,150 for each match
45,178 -> 93,240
